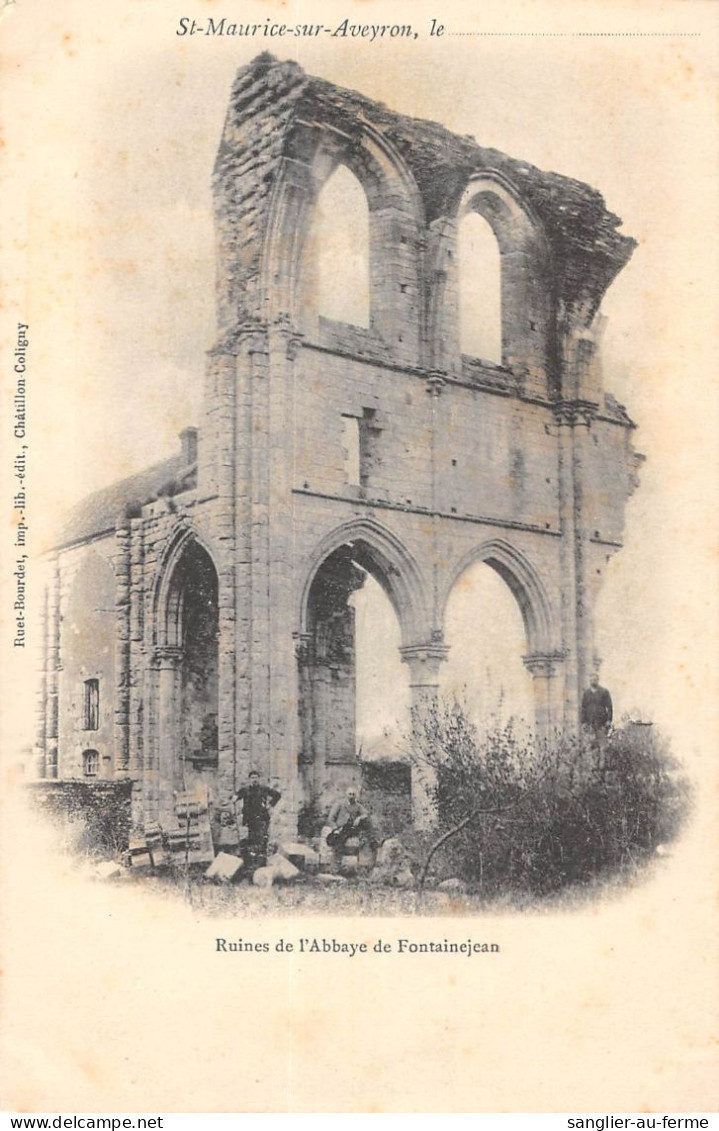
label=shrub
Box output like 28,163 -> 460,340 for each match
411,702 -> 692,899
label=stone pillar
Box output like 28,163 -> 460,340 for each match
114,521 -> 131,776
522,651 -> 564,740
267,319 -> 301,842
295,632 -> 315,808
34,583 -> 48,777
128,518 -> 145,830
555,397 -> 598,723
400,639 -> 449,828
46,556 -> 61,778
212,345 -> 238,808
248,328 -> 271,780
425,218 -> 459,375
153,645 -> 183,826
569,404 -> 598,706
555,398 -> 596,729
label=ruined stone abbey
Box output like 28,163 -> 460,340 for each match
35,54 -> 642,840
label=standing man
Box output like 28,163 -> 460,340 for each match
234,771 -> 281,867
581,672 -> 613,768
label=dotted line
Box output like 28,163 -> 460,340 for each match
447,32 -> 702,37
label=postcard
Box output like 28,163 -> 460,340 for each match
1,0 -> 717,1114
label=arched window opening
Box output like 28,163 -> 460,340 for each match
313,165 -> 370,328
441,562 -> 533,731
166,542 -> 219,775
459,211 -> 502,364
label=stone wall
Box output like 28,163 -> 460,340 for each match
26,779 -> 133,856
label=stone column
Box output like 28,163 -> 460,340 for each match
266,319 -> 301,843
46,556 -> 61,778
34,583 -> 48,777
114,520 -> 131,776
248,328 -> 271,780
569,404 -> 598,705
294,632 -> 315,806
127,519 -> 146,830
555,399 -> 597,728
152,645 -> 183,826
212,346 -> 238,810
400,639 -> 449,828
522,651 -> 564,740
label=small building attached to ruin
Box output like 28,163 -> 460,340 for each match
34,53 -> 642,843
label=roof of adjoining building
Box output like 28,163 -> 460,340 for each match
56,454 -> 197,549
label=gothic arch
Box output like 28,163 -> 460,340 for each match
262,118 -> 424,358
151,522 -> 221,649
457,172 -> 544,254
299,518 -> 430,649
429,170 -> 553,384
441,538 -> 556,656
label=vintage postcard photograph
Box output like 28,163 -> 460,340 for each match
1,0 -> 717,1114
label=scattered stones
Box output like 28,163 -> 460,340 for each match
205,853 -> 243,881
314,872 -> 348,885
369,837 -> 415,888
95,861 -> 122,880
267,853 -> 300,881
281,842 -> 319,868
437,878 -> 467,894
318,826 -> 334,868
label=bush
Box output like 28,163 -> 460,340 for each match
412,702 -> 692,899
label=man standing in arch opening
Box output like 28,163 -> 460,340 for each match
581,671 -> 614,769
234,771 -> 281,867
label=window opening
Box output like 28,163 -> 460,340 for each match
82,749 -> 99,777
342,409 -> 379,487
83,678 -> 99,731
315,166 -> 370,328
459,211 -> 502,364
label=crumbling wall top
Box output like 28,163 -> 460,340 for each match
214,53 -> 635,326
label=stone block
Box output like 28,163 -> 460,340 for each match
252,865 -> 276,887
281,842 -> 319,868
267,852 -> 300,881
205,853 -> 244,881
437,877 -> 467,894
95,861 -> 122,880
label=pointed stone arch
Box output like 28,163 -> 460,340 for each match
151,522 -> 221,649
442,538 -> 556,656
262,118 -> 425,363
299,517 -> 430,650
148,523 -> 222,822
297,518 -> 426,804
441,539 -> 563,735
428,169 -> 553,390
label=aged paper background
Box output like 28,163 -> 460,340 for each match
1,0 -> 717,1113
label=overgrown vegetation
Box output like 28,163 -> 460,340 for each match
411,701 -> 692,899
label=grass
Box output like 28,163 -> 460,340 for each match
108,851 -> 669,917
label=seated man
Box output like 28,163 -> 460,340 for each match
326,786 -> 378,863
